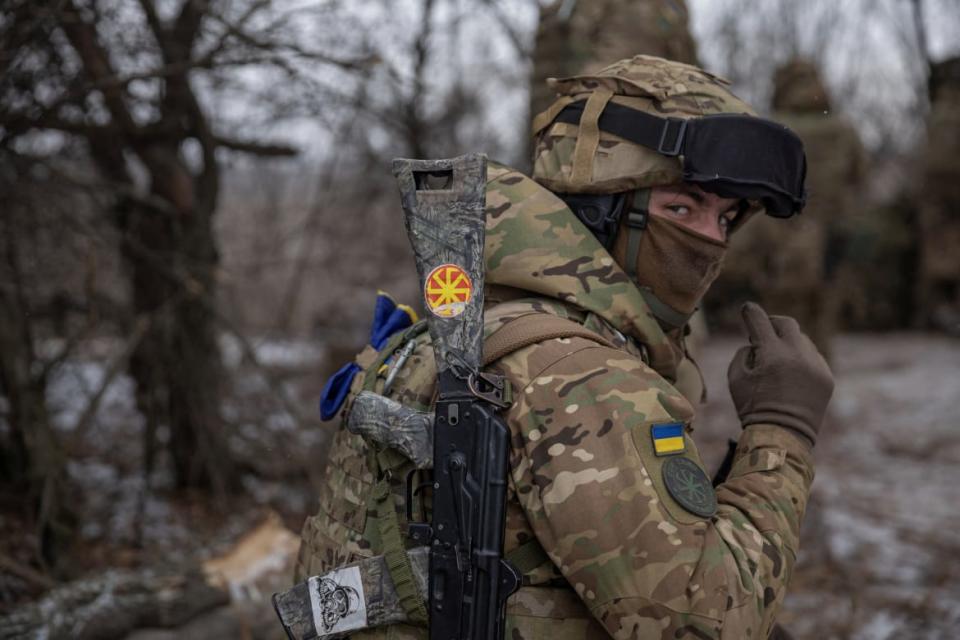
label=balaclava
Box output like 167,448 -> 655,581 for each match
611,188 -> 727,328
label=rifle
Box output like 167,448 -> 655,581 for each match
272,154 -> 519,639
393,153 -> 521,640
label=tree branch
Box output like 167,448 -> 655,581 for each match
0,554 -> 55,591
69,315 -> 152,444
172,0 -> 210,58
483,0 -> 534,58
57,3 -> 140,136
137,0 -> 167,54
114,231 -> 316,428
212,135 -> 298,157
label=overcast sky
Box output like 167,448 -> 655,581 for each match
246,0 -> 960,165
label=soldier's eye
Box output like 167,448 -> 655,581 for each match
719,213 -> 737,238
667,205 -> 690,217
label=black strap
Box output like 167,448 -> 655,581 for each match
712,438 -> 739,487
554,100 -> 688,157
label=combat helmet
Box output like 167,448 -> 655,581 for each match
532,54 -> 807,245
531,54 -> 808,328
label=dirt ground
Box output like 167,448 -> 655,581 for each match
3,332 -> 958,639
695,332 -> 960,640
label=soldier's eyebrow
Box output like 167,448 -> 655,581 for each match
660,185 -> 706,204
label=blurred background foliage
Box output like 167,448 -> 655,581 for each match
1,1 -> 958,638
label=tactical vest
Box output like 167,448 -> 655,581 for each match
294,295 -> 677,639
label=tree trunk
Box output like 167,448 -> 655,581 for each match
0,212 -> 75,567
119,144 -> 237,496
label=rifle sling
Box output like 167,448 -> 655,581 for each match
483,312 -> 617,583
372,451 -> 429,626
482,312 -> 616,366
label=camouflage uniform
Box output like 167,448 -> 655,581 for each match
530,0 -> 698,121
527,1 -> 698,167
296,162 -> 814,639
916,57 -> 960,333
719,60 -> 864,357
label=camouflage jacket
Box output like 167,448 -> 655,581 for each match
295,163 -> 815,640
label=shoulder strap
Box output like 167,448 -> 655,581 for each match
482,312 -> 616,367
481,313 -> 615,582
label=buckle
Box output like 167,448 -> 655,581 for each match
467,371 -> 510,409
626,209 -> 647,229
657,118 -> 687,156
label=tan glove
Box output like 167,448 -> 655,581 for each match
727,302 -> 834,446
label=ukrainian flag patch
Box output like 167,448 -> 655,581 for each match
651,422 -> 686,456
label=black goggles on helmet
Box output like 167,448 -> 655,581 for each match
554,101 -> 808,217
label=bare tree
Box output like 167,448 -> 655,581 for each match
0,150 -> 100,570
255,0 -> 524,338
0,0 -> 368,495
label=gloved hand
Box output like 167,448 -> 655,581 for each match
727,302 -> 834,446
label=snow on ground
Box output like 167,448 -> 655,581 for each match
219,335 -> 325,370
696,332 -> 960,639
23,332 -> 960,637
38,335 -> 329,563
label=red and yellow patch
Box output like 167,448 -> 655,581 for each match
424,263 -> 473,318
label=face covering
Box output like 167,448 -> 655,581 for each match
616,214 -> 727,321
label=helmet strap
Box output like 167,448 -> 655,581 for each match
622,188 -> 694,331
638,287 -> 694,331
622,188 -> 650,282
570,89 -> 613,188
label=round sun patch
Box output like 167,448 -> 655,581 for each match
424,263 -> 473,318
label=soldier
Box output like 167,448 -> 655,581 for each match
719,59 -> 865,359
295,55 -> 832,639
916,56 -> 960,334
530,0 -> 699,119
528,0 -> 698,166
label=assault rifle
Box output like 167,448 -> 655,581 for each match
394,153 -> 521,640
272,154 -> 519,639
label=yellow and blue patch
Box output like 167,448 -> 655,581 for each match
651,422 -> 686,456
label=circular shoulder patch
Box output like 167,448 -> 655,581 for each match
662,457 -> 717,518
424,264 -> 473,318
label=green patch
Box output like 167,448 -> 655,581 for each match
662,457 -> 717,518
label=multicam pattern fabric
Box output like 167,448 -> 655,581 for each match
295,164 -> 815,639
533,54 -> 756,195
484,162 -> 682,379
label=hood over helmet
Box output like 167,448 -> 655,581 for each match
484,162 -> 683,379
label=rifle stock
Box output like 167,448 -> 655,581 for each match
393,154 -> 521,640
